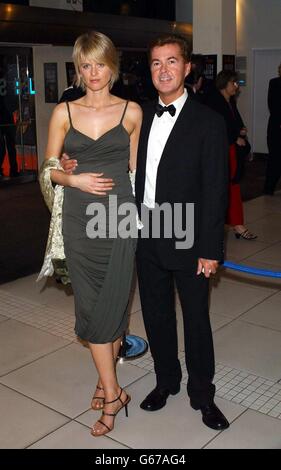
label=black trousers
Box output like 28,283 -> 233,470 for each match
136,238 -> 216,409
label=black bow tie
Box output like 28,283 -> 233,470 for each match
155,103 -> 176,117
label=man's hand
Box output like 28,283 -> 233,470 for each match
61,153 -> 78,174
197,258 -> 219,278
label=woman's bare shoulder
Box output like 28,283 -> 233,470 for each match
126,100 -> 143,120
52,102 -> 68,121
127,100 -> 142,111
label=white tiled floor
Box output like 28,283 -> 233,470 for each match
1,192 -> 281,449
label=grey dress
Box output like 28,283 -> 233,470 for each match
63,101 -> 136,344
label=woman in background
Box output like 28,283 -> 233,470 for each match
207,70 -> 257,240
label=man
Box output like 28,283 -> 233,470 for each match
60,34 -> 229,430
58,84 -> 85,103
135,34 -> 229,430
263,63 -> 281,195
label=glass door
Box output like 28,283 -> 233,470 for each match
0,46 -> 37,182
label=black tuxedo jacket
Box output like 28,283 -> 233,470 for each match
267,77 -> 281,135
135,97 -> 228,269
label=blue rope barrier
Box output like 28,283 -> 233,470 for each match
223,261 -> 281,278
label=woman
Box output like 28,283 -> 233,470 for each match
207,70 -> 257,240
41,31 -> 142,436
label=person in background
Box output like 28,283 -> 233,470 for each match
0,95 -> 19,178
263,63 -> 281,195
185,54 -> 212,104
58,75 -> 85,103
206,70 -> 257,240
185,54 -> 205,100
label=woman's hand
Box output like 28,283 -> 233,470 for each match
236,136 -> 246,147
71,173 -> 115,195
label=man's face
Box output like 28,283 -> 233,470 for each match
150,43 -> 191,103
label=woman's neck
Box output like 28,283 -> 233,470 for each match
82,89 -> 113,110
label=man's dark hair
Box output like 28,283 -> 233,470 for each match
216,70 -> 238,90
148,34 -> 192,63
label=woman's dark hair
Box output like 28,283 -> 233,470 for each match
216,70 -> 238,90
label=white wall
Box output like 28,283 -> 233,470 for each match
30,0 -> 82,11
176,0 -> 193,23
193,0 -> 236,71
236,0 -> 281,151
33,46 -> 73,166
252,50 -> 281,153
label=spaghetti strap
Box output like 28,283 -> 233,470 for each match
120,100 -> 129,124
65,101 -> 73,127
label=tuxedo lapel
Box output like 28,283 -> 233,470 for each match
158,98 -> 194,164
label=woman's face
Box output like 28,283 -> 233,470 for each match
224,78 -> 239,97
79,56 -> 112,92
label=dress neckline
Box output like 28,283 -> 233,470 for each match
66,123 -> 129,143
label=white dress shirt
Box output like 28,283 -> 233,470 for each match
143,89 -> 188,208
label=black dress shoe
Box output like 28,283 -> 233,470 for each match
140,386 -> 180,412
200,403 -> 229,430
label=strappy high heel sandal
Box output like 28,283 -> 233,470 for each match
234,229 -> 257,240
91,385 -> 105,411
91,388 -> 131,437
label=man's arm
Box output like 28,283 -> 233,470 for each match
198,112 -> 229,264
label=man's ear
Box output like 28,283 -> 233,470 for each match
185,62 -> 192,78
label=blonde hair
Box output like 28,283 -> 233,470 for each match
72,31 -> 119,90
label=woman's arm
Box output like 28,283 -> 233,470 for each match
45,103 -> 75,187
126,101 -> 142,171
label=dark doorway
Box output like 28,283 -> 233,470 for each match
0,46 -> 38,185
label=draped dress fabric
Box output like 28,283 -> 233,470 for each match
62,101 -> 136,344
